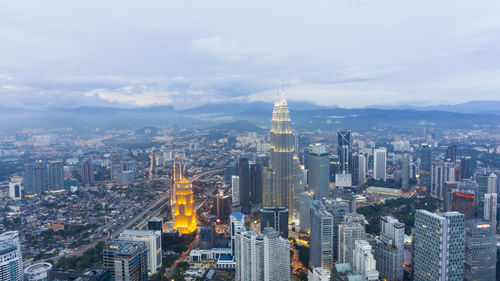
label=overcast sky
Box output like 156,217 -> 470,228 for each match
1,0 -> 500,109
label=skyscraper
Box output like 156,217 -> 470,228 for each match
308,143 -> 330,200
337,129 -> 351,175
446,145 -> 457,163
310,200 -> 334,272
250,163 -> 262,205
23,160 -> 64,196
323,199 -> 350,261
81,159 -> 95,187
173,173 -> 197,234
420,144 -> 432,193
460,156 -> 472,180
232,175 -> 240,206
8,177 -> 22,200
0,231 -> 23,281
373,148 -> 387,181
484,193 -> 497,227
0,243 -> 23,281
118,229 -> 162,275
414,210 -> 464,281
464,220 -> 496,281
235,227 -> 290,281
268,91 -> 294,220
260,207 -> 288,238
239,157 -> 251,214
401,154 -> 410,191
353,240 -> 379,281
230,212 -> 245,256
299,191 -> 313,232
431,161 -> 446,199
338,220 -> 366,266
488,173 -> 498,193
374,216 -> 404,281
329,155 -> 341,182
103,239 -> 148,281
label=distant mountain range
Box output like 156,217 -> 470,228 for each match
0,100 -> 498,132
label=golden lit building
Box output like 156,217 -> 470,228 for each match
173,177 -> 197,233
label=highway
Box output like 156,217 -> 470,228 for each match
49,168 -> 221,263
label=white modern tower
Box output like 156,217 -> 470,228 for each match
373,148 -> 387,181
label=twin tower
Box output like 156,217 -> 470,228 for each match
264,91 -> 294,220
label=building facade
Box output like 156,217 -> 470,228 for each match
414,210 -> 465,281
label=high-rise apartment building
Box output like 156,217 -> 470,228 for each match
310,200 -> 334,272
308,143 -> 330,200
0,231 -> 23,281
118,230 -> 162,275
374,216 -> 404,281
260,207 -> 288,238
103,239 -> 148,281
373,148 -> 387,181
235,228 -> 290,281
268,92 -> 294,220
0,243 -> 22,281
414,210 -> 465,281
464,220 -> 496,281
24,160 -> 64,196
353,240 -> 379,281
81,160 -> 95,187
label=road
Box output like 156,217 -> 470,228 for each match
49,168 -> 221,263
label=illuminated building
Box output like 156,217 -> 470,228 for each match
374,216 -> 404,281
337,129 -> 352,175
353,240 -> 379,281
0,231 -> 23,281
452,191 -> 475,219
373,148 -> 387,181
266,91 -> 294,220
173,177 -> 197,234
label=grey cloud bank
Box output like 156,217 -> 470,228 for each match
1,0 -> 499,109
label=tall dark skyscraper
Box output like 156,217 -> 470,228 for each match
238,157 -> 251,214
337,129 -> 352,175
260,207 -> 288,238
250,163 -> 262,204
268,91 -> 294,220
460,156 -> 472,180
420,144 -> 432,193
446,145 -> 457,162
329,155 -> 340,182
464,220 -> 496,281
